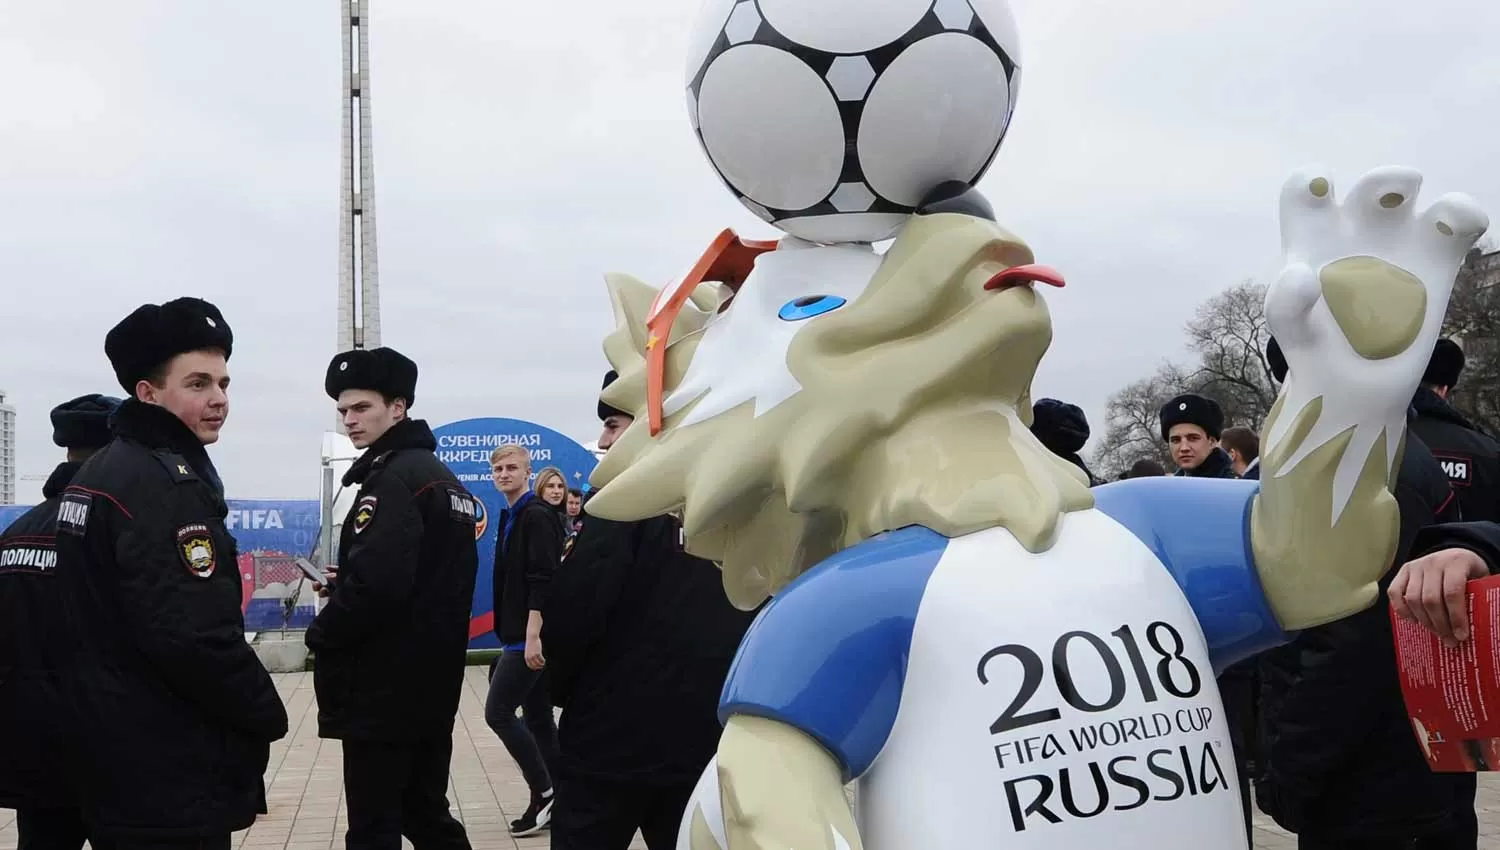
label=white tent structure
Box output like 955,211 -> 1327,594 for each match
315,430 -> 365,570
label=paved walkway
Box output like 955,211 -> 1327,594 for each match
4,668 -> 1500,849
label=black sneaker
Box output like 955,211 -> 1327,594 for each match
509,789 -> 554,836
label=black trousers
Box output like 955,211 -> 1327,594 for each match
550,771 -> 698,850
1297,829 -> 1475,850
90,836 -> 230,850
15,807 -> 88,850
341,737 -> 471,850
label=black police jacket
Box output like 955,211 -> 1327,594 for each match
1256,431 -> 1472,840
543,511 -> 758,785
54,400 -> 288,839
0,461 -> 84,809
306,418 -> 480,741
1410,387 -> 1500,522
1410,520 -> 1500,569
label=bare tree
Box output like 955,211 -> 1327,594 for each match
1094,248 -> 1500,476
1444,247 -> 1500,434
1092,362 -> 1195,478
1093,280 -> 1278,477
1183,279 -> 1277,429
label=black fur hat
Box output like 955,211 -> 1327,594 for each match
104,297 -> 232,394
1424,338 -> 1465,389
598,369 -> 629,422
50,393 -> 122,449
325,347 -> 418,407
1159,393 -> 1224,441
1030,398 -> 1090,455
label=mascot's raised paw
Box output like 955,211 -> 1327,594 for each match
1262,165 -> 1487,504
1268,164 -> 1486,382
1251,164 -> 1487,631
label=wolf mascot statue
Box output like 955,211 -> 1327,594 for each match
582,4 -> 1490,850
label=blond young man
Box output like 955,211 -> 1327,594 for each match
484,444 -> 566,836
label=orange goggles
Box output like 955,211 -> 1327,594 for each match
644,228 -> 779,436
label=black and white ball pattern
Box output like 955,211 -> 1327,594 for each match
684,0 -> 1022,244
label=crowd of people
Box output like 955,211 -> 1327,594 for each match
1030,334 -> 1500,850
3,294 -> 1500,850
0,296 -> 757,850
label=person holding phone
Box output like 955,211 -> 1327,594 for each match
307,346 -> 481,850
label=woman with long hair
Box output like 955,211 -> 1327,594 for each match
533,466 -> 568,511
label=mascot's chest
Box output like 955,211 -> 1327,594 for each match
857,510 -> 1245,850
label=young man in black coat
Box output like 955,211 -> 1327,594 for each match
308,346 -> 481,850
1256,336 -> 1476,848
1158,391 -> 1257,841
541,370 -> 760,850
484,441 -> 565,836
1160,393 -> 1240,479
53,298 -> 289,849
0,393 -> 120,850
1409,338 -> 1500,524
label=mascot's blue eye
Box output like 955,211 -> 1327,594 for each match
778,295 -> 846,321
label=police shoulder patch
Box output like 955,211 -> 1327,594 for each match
153,451 -> 199,484
446,488 -> 479,525
0,540 -> 58,575
1433,452 -> 1475,487
175,523 -> 216,578
353,495 -> 378,534
57,491 -> 93,537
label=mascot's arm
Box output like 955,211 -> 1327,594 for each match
1247,388 -> 1403,632
1093,478 -> 1292,674
1249,166 -> 1486,632
683,527 -> 946,849
690,715 -> 860,850
1100,168 -> 1486,646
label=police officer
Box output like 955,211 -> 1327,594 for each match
542,370 -> 759,849
0,394 -> 120,850
1403,337 -> 1493,843
53,298 -> 289,850
1158,392 -> 1254,842
1409,338 -> 1499,523
1258,336 -> 1476,846
1029,397 -> 1104,485
1158,393 -> 1239,479
309,346 -> 480,850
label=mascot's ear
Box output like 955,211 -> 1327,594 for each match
915,181 -> 996,221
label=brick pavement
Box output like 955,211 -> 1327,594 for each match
5,668 -> 1500,849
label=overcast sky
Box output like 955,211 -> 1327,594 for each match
1,0 -> 1496,503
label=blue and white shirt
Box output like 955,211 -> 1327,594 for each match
716,476 -> 1287,850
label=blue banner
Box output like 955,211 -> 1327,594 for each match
0,505 -> 29,532
227,500 -> 323,632
2,416 -> 598,649
431,417 -> 598,649
0,497 -> 321,632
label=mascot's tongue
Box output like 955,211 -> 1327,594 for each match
984,263 -> 1067,290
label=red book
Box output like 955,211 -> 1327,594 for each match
1392,573 -> 1500,772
